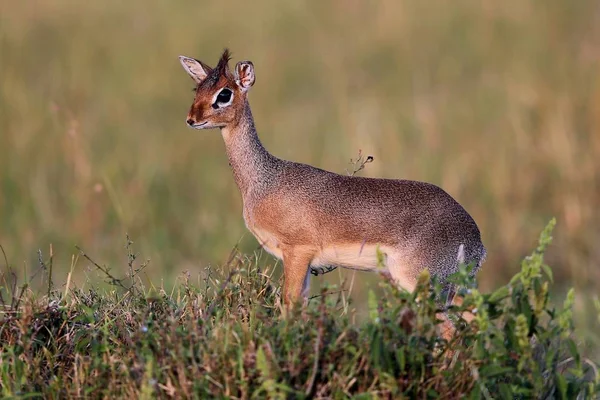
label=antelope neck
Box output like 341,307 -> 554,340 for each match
220,102 -> 282,198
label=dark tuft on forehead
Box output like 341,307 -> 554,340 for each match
216,49 -> 232,75
199,49 -> 232,89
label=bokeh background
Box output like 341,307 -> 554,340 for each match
1,1 -> 599,344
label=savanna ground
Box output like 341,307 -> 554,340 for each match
1,0 -> 600,396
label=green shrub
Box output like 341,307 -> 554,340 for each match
0,221 -> 598,398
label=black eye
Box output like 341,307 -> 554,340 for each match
216,88 -> 232,103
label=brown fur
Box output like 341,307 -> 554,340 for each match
178,49 -> 486,335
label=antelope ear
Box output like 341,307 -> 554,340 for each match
179,56 -> 212,83
235,61 -> 255,92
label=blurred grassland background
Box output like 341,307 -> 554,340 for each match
1,1 -> 599,339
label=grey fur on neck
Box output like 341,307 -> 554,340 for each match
220,101 -> 282,197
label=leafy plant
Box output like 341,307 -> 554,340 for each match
0,222 -> 597,398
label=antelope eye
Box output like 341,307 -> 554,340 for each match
216,88 -> 232,103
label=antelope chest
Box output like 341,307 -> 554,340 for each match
247,224 -> 284,260
243,207 -> 284,260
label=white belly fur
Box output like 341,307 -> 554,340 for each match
249,227 -> 416,292
251,227 -> 390,271
312,243 -> 416,291
311,243 -> 391,273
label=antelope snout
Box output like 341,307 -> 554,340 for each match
186,118 -> 195,126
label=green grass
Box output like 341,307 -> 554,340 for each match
0,222 -> 598,398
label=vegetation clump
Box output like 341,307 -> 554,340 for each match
0,221 -> 598,398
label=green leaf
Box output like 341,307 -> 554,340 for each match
15,393 -> 44,399
556,373 -> 567,399
370,330 -> 385,369
488,286 -> 510,303
545,347 -> 558,371
498,384 -> 513,400
541,264 -> 554,282
396,347 -> 406,372
468,385 -> 481,400
256,347 -> 270,379
479,365 -> 514,378
368,290 -> 378,323
566,339 -> 578,358
536,218 -> 556,254
519,295 -> 533,328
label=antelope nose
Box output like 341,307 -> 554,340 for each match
186,118 -> 195,126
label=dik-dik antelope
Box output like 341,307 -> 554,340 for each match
178,49 -> 486,330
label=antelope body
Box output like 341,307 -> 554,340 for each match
178,50 -> 486,316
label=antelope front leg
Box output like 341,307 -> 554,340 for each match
282,250 -> 312,306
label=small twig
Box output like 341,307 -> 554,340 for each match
48,244 -> 54,300
0,243 -> 8,271
0,243 -> 10,307
123,234 -> 151,294
305,323 -> 322,396
556,356 -> 575,373
346,149 -> 374,177
203,264 -> 212,298
308,289 -> 347,302
132,260 -> 150,280
125,234 -> 136,293
75,245 -> 129,291
13,282 -> 28,312
203,245 -> 239,297
31,249 -> 47,283
584,358 -> 598,380
306,293 -> 327,396
37,249 -> 45,270
224,245 -> 240,270
202,268 -> 238,323
9,271 -> 17,309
